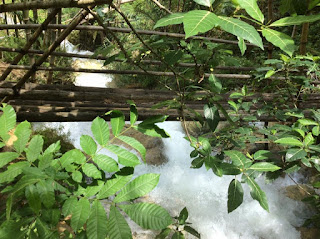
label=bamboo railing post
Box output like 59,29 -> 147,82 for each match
0,8 -> 61,82
47,8 -> 58,84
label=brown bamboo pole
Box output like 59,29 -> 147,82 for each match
300,22 -> 310,55
0,0 -> 112,13
47,8 -> 58,84
0,8 -> 61,82
0,24 -> 269,48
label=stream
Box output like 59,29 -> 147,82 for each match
33,41 -> 311,239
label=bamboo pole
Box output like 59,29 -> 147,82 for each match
0,0 -> 112,13
1,0 -> 9,36
0,24 -> 269,47
0,8 -> 61,82
12,0 -> 19,37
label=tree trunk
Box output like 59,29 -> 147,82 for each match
299,22 -> 309,55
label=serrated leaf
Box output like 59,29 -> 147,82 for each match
118,135 -> 146,162
204,104 -> 220,132
286,148 -> 307,162
135,124 -> 170,138
13,121 -> 31,154
71,198 -> 91,231
97,175 -> 132,199
25,184 -> 41,214
253,150 -> 272,160
87,200 -> 108,239
130,103 -> 138,125
217,16 -> 264,49
36,180 -> 55,209
245,175 -> 269,211
0,161 -> 29,183
193,0 -> 214,7
72,171 -> 83,183
225,150 -> 252,168
60,149 -> 86,167
140,115 -> 168,125
83,163 -> 101,179
106,144 -> 140,167
80,135 -> 97,156
0,104 -> 16,142
25,135 -> 43,162
238,0 -> 264,23
238,37 -> 247,55
44,140 -> 60,155
228,179 -> 243,213
62,197 -> 77,217
91,117 -> 109,146
93,154 -> 118,172
178,207 -> 188,225
154,13 -> 185,29
0,152 -> 19,168
107,205 -> 132,239
298,118 -> 319,126
208,74 -> 222,94
183,10 -> 219,38
114,173 -> 160,203
120,203 -> 172,230
110,110 -> 125,137
270,14 -> 320,27
275,137 -> 303,147
262,28 -> 295,57
249,162 -> 281,172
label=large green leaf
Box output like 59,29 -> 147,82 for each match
0,161 -> 29,183
71,198 -> 91,231
245,175 -> 269,211
25,135 -> 43,162
183,10 -> 219,38
60,149 -> 86,168
118,135 -> 146,162
80,135 -> 97,156
208,74 -> 222,94
13,121 -> 31,154
130,103 -> 138,125
204,104 -> 220,132
274,137 -> 303,147
106,144 -> 140,167
107,205 -> 132,239
224,150 -> 252,168
93,154 -> 118,172
83,163 -> 102,179
193,0 -> 214,7
298,118 -> 319,126
217,16 -> 264,49
227,179 -> 243,213
120,203 -> 172,230
262,28 -> 295,57
135,124 -> 170,138
285,148 -> 307,162
140,115 -> 168,125
86,200 -> 108,239
270,14 -> 320,27
154,13 -> 185,28
62,197 -> 78,217
110,110 -> 125,137
72,171 -> 83,182
25,184 -> 41,214
0,152 -> 19,168
91,117 -> 109,146
238,0 -> 264,23
97,175 -> 132,199
36,180 -> 55,209
0,104 -> 16,142
249,162 -> 281,172
253,150 -> 272,160
114,173 -> 160,203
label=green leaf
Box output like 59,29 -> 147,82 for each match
0,161 -> 29,183
107,205 -> 132,239
220,163 -> 242,175
225,150 -> 252,168
130,103 -> 138,125
114,173 -> 160,203
72,171 -> 83,183
83,163 -> 101,179
97,175 -> 132,199
91,117 -> 109,146
135,124 -> 170,138
172,232 -> 185,239
208,74 -> 222,94
193,0 -> 214,7
140,115 -> 168,125
0,104 -> 16,142
156,228 -> 172,239
298,118 -> 319,126
110,110 -> 125,137
245,175 -> 269,211
0,152 -> 19,168
265,70 -> 275,78
106,144 -> 140,167
25,135 -> 43,162
86,200 -> 108,239
249,162 -> 281,172
60,149 -> 86,167
6,194 -> 13,220
270,14 -> 320,27
204,104 -> 220,132
120,203 -> 172,230
164,50 -> 184,65
36,180 -> 55,209
262,28 -> 295,57
118,135 -> 146,162
154,13 -> 185,28
304,132 -> 315,146
25,184 -> 41,214
253,150 -> 272,160
184,226 -> 201,238
84,181 -> 104,197
93,154 -> 118,172
13,121 -> 31,154
312,126 -> 320,136
274,137 -> 303,147
227,179 -> 244,213
191,157 -> 204,168
178,207 -> 188,225
183,10 -> 219,38
286,148 -> 307,162
80,135 -> 97,156
238,37 -> 247,55
238,0 -> 264,23
71,198 -> 91,231
44,141 -> 61,155
62,197 -> 78,217
301,158 -> 312,167
217,16 -> 264,49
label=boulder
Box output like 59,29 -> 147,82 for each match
297,227 -> 320,239
284,184 -> 315,201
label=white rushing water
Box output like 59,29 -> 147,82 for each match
33,42 -> 312,239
